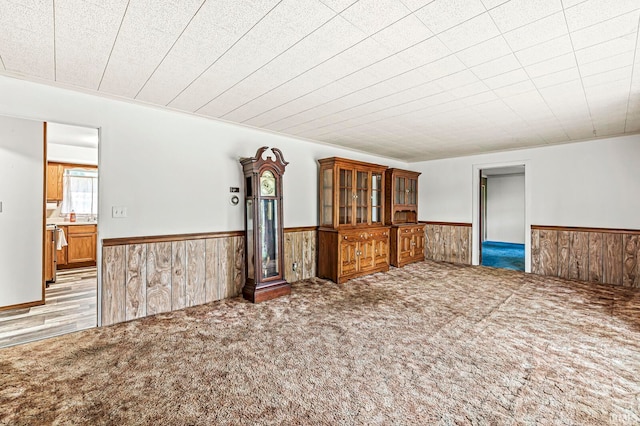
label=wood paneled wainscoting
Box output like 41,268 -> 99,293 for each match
423,222 -> 472,265
531,225 -> 640,288
101,228 -> 317,326
283,227 -> 316,284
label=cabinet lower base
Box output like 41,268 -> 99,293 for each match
333,264 -> 390,284
243,280 -> 291,303
392,256 -> 424,268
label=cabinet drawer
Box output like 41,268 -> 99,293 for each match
368,228 -> 390,240
68,225 -> 96,234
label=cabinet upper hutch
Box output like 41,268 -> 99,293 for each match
317,157 -> 390,283
385,168 -> 425,267
319,157 -> 386,228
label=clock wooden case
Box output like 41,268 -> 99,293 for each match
317,157 -> 391,284
385,168 -> 425,267
240,146 -> 290,303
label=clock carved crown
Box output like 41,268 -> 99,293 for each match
239,146 -> 289,176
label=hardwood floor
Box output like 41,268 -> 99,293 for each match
0,267 -> 97,348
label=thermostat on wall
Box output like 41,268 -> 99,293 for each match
230,195 -> 240,205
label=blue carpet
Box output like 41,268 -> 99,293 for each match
481,241 -> 525,271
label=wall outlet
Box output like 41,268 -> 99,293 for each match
112,206 -> 127,218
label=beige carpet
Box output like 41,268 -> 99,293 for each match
1,261 -> 639,425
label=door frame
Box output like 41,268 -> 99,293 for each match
472,160 -> 531,272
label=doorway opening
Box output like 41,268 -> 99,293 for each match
473,163 -> 530,272
480,166 -> 525,271
0,121 -> 99,348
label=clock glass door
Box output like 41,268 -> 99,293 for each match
260,199 -> 279,279
246,199 -> 254,279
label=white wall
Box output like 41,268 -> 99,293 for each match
0,114 -> 44,307
48,143 -> 98,165
415,136 -> 640,271
486,174 -> 525,244
417,135 -> 640,230
0,75 -> 407,241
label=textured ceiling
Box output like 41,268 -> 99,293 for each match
1,0 -> 639,161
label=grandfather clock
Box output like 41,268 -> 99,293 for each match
240,146 -> 290,303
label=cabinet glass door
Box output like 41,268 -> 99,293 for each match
408,178 -> 417,205
320,168 -> 333,227
395,177 -> 405,204
338,168 -> 353,225
260,199 -> 279,278
355,171 -> 368,224
371,173 -> 382,224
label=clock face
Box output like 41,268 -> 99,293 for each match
260,170 -> 276,196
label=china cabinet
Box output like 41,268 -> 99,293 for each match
385,168 -> 425,267
317,157 -> 390,283
240,146 -> 289,303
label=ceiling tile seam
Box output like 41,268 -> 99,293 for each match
569,7 -> 640,35
0,53 -> 5,70
484,5 -> 571,142
584,71 -> 634,90
319,0 -> 359,14
489,4 -> 577,143
133,0 -> 208,99
97,0 -> 132,91
574,30 -> 639,58
230,1 -> 498,123
274,63 -> 467,133
563,0 -> 592,11
194,4 -> 345,114
52,0 -> 57,81
216,4 -> 423,119
276,60 -> 550,137
623,13 -> 640,133
195,8 -> 355,115
410,7 -> 555,145
418,7 -> 550,142
281,74 -> 489,135
247,7 -> 584,130
559,0 -> 596,137
577,47 -> 637,68
163,0 -> 285,107
293,78 -> 508,138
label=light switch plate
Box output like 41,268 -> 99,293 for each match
112,206 -> 127,218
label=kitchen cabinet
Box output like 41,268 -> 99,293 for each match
385,168 -> 424,267
44,228 -> 56,282
67,225 -> 97,265
46,162 -> 64,202
58,224 -> 96,268
56,226 -> 67,266
317,157 -> 390,283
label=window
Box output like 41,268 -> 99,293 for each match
61,168 -> 98,216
